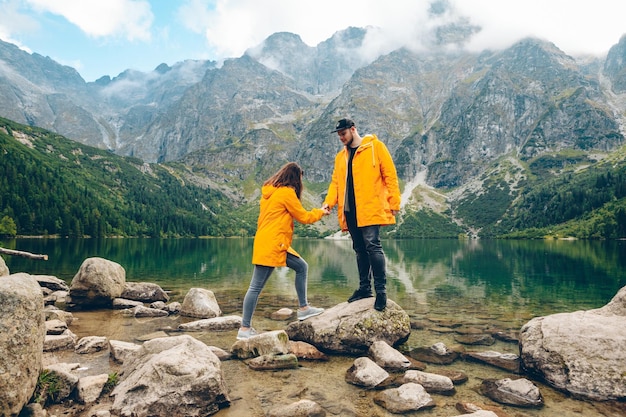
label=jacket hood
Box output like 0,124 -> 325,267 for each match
261,185 -> 277,199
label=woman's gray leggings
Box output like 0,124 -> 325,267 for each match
241,253 -> 308,328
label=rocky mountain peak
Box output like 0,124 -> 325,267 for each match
604,34 -> 626,93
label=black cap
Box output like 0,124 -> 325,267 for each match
331,118 -> 355,133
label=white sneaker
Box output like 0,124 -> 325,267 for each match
297,306 -> 324,321
236,327 -> 258,340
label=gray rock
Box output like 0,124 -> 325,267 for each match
166,301 -> 182,314
480,377 -> 543,408
178,315 -> 241,331
230,330 -> 290,359
76,373 -> 109,404
373,383 -> 435,413
150,300 -> 166,310
121,281 -> 169,303
109,339 -> 142,364
520,285 -> 626,401
401,370 -> 455,395
112,298 -> 143,309
44,329 -> 77,351
180,287 -> 221,318
44,306 -> 75,325
0,273 -> 45,416
45,318 -> 68,335
368,340 -> 411,371
67,257 -> 126,309
123,305 -> 169,318
463,350 -> 520,373
111,335 -> 230,416
285,298 -> 410,354
345,357 -> 389,388
267,399 -> 326,417
49,290 -> 68,304
34,274 -> 69,291
75,336 -> 109,354
409,342 -> 459,365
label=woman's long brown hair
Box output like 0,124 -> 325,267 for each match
264,162 -> 304,199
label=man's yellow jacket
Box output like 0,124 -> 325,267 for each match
324,134 -> 401,231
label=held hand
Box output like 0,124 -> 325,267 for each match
321,206 -> 331,215
391,210 -> 399,216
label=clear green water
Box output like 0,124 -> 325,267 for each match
4,237 -> 624,316
3,238 -> 625,416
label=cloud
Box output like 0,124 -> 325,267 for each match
0,0 -> 39,49
25,0 -> 154,41
455,0 -> 626,55
179,0 -> 626,62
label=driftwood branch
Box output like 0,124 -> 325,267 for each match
0,247 -> 48,260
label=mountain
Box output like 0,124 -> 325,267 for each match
1,25 -> 626,239
0,116 -> 254,238
0,38 -> 214,151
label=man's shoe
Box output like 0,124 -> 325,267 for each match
297,306 -> 324,321
348,288 -> 373,303
374,292 -> 387,311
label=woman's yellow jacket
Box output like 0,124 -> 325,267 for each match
324,134 -> 401,231
252,185 -> 325,267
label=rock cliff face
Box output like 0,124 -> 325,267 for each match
604,35 -> 626,94
0,27 -> 625,208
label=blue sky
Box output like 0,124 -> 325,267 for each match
1,0 -> 625,82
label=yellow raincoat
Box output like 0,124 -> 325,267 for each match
252,185 -> 325,267
324,134 -> 401,231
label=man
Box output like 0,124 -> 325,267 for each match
322,118 -> 401,311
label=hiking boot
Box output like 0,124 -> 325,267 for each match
348,288 -> 373,303
297,306 -> 324,321
374,292 -> 387,311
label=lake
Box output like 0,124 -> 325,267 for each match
2,237 -> 625,416
3,237 -> 625,319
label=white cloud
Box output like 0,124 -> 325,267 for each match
0,0 -> 39,49
455,0 -> 626,55
25,0 -> 154,41
179,0 -> 626,62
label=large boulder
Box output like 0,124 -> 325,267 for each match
111,335 -> 230,416
285,298 -> 410,354
67,257 -> 126,309
520,285 -> 626,401
0,273 -> 45,417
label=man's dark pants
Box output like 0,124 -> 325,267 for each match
345,210 -> 386,294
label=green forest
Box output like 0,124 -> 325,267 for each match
0,117 -> 255,238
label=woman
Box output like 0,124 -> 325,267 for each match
238,162 -> 329,340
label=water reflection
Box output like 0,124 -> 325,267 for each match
3,238 -> 625,318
